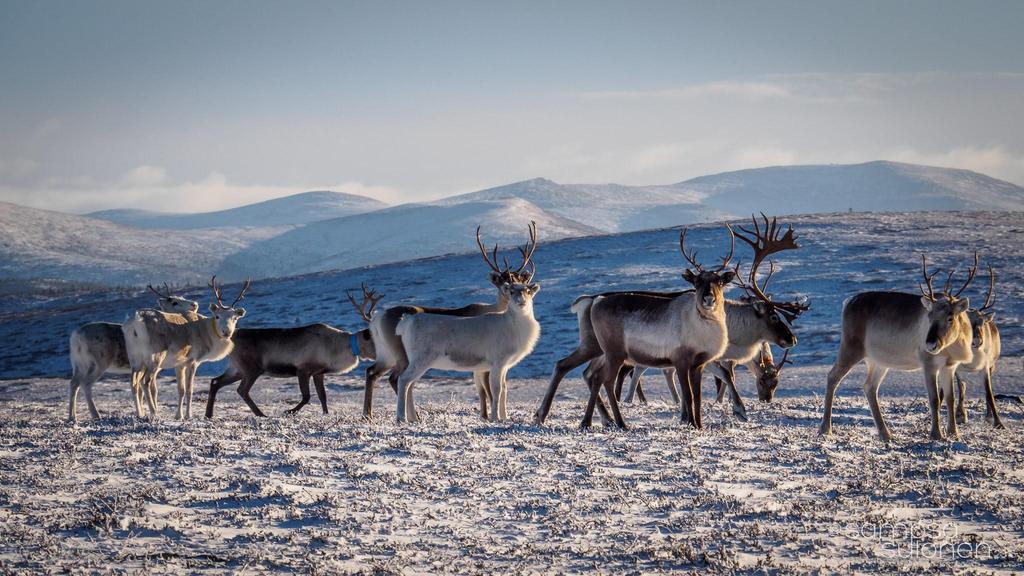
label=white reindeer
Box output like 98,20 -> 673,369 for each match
123,277 -> 249,420
819,254 -> 975,442
67,285 -> 198,422
392,223 -> 542,423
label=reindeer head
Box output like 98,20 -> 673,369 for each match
208,276 -> 250,339
148,283 -> 199,314
730,214 -> 809,349
755,346 -> 791,402
966,261 -> 996,349
477,221 -> 540,302
919,254 -> 973,354
679,226 -> 736,316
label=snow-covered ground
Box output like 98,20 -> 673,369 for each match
1,362 -> 1022,573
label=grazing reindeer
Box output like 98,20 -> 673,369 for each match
579,225 -> 736,429
819,255 -> 975,442
952,263 -> 1004,428
393,223 -> 542,423
67,285 -> 198,422
124,277 -> 249,420
205,285 -> 380,418
363,223 -> 537,420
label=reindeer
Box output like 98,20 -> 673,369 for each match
362,223 -> 537,420
392,223 -> 542,423
67,285 -> 199,422
123,277 -> 250,420
536,216 -> 806,426
577,225 -> 737,429
819,255 -> 975,442
951,263 -> 1004,428
205,285 -> 380,418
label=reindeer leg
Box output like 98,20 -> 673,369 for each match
862,362 -> 892,443
131,370 -> 145,419
488,366 -> 504,423
396,363 -> 429,424
496,368 -> 510,421
237,375 -> 267,417
662,369 -> 678,405
185,363 -> 198,419
689,365 -> 705,429
287,372 -> 312,414
673,360 -> 694,426
613,366 -> 629,402
362,363 -> 384,419
819,347 -> 860,436
474,372 -> 490,420
580,358 -> 608,429
623,367 -> 644,404
68,376 -> 81,423
924,368 -> 944,441
143,367 -> 159,421
313,373 -> 329,414
955,372 -> 968,424
206,370 -> 242,419
536,347 -> 599,426
983,367 -> 1004,429
722,364 -> 747,422
604,371 -> 629,430
940,367 -> 959,441
83,370 -> 101,420
174,366 -> 187,420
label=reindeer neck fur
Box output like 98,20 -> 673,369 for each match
137,309 -> 233,365
722,300 -> 772,363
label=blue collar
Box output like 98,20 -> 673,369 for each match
349,333 -> 361,358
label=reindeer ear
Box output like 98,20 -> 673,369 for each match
751,300 -> 768,316
234,307 -> 246,318
208,303 -> 218,313
682,269 -> 697,284
527,283 -> 541,295
489,272 -> 504,287
953,298 -> 969,314
919,296 -> 933,311
719,270 -> 736,284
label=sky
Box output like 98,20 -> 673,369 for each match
1,0 -> 1023,213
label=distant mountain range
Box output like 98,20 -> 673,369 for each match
1,160 -> 1022,288
88,190 -> 387,229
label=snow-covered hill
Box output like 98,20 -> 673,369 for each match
218,198 -> 601,279
436,177 -> 727,232
0,202 -> 285,287
2,211 -> 1021,379
88,190 -> 387,229
681,160 -> 1024,217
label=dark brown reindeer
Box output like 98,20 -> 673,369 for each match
204,285 -> 380,418
578,225 -> 737,429
361,223 -> 537,419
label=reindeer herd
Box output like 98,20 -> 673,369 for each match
66,216 -> 1008,443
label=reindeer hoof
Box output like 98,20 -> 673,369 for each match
817,424 -> 832,437
994,421 -> 1006,430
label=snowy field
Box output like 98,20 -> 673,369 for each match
1,362 -> 1023,574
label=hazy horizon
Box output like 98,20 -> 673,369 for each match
2,1 -> 1022,213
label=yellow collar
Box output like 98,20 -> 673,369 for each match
210,318 -> 223,339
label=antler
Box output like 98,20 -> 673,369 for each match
147,283 -> 170,298
231,277 -> 252,307
678,228 -> 703,272
512,221 -> 538,276
919,254 -> 939,301
731,214 -> 808,321
476,225 -> 503,274
208,275 -> 225,307
775,348 -> 792,371
476,221 -> 538,282
347,282 -> 384,323
947,251 -> 979,298
979,263 -> 996,312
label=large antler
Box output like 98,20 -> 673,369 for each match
231,278 -> 252,307
678,228 -> 703,272
208,275 -> 250,308
347,283 -> 384,323
731,214 -> 808,321
147,282 -> 171,299
979,263 -> 996,312
946,252 -> 979,299
919,254 -> 940,302
208,275 -> 225,307
476,221 -> 538,282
